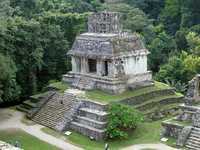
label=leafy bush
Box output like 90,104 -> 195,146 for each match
164,79 -> 188,94
106,103 -> 143,139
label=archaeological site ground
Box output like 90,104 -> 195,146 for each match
1,1 -> 200,150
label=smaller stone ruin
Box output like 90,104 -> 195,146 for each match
161,74 -> 200,149
185,74 -> 200,105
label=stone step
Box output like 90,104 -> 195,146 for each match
185,127 -> 200,150
135,95 -> 183,111
82,100 -> 108,111
75,116 -> 107,129
34,114 -> 63,120
190,133 -> 200,139
35,108 -> 69,117
74,77 -> 96,90
78,108 -> 108,122
189,136 -> 200,142
23,100 -> 37,108
32,92 -> 75,131
193,127 -> 200,132
70,121 -> 105,140
187,137 -> 200,144
186,144 -> 200,150
16,106 -> 29,113
33,119 -> 57,129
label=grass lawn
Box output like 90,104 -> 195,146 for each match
0,129 -> 61,150
48,82 -> 69,93
30,91 -> 49,100
68,120 -> 162,150
35,81 -> 183,105
41,119 -> 163,150
85,81 -> 181,104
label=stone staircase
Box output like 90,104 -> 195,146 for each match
32,92 -> 76,130
186,127 -> 200,150
70,101 -> 108,140
73,76 -> 96,90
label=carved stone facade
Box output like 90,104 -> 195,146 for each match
193,110 -> 200,127
185,74 -> 200,105
63,12 -> 152,94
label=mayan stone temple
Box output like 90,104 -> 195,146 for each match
26,11 -> 155,141
63,11 -> 152,93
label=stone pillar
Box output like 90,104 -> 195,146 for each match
81,57 -> 88,73
71,56 -> 81,73
71,56 -> 77,72
97,59 -> 104,76
108,60 -> 115,77
193,110 -> 200,127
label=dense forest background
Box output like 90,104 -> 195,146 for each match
0,0 -> 200,105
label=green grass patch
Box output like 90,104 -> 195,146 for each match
23,100 -> 37,107
135,94 -> 183,109
143,103 -> 181,116
30,92 -> 49,100
85,81 -> 178,104
67,120 -> 163,150
48,82 -> 69,93
0,129 -> 61,150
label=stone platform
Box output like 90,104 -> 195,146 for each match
63,71 -> 152,94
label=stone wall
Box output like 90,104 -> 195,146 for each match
161,121 -> 184,138
185,74 -> 200,104
127,71 -> 152,84
120,88 -> 175,106
177,104 -> 200,122
63,72 -> 127,94
123,55 -> 147,75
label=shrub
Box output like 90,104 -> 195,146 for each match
106,103 -> 143,139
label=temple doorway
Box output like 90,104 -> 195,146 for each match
88,59 -> 97,73
104,61 -> 108,76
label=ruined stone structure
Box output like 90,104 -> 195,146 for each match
185,74 -> 200,105
63,11 -> 152,94
30,90 -> 108,140
162,74 -> 200,150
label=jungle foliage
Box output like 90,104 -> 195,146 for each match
0,0 -> 200,103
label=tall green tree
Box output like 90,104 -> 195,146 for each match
160,0 -> 181,35
148,31 -> 177,72
181,0 -> 200,28
37,23 -> 69,87
0,54 -> 20,103
0,17 -> 44,96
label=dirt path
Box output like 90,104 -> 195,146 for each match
121,143 -> 178,150
0,108 -> 179,150
0,108 -> 82,150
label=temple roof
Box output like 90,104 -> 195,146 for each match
68,32 -> 148,59
68,12 -> 149,59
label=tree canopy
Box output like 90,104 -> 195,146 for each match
0,0 -> 200,103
